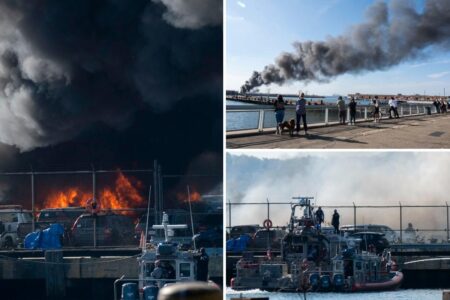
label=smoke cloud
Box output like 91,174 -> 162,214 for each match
153,0 -> 223,29
227,153 -> 450,237
241,0 -> 450,93
0,0 -> 222,151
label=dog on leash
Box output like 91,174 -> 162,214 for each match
279,119 -> 296,136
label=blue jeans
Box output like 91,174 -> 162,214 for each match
296,113 -> 307,132
275,110 -> 284,124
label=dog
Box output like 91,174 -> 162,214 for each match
279,119 -> 296,136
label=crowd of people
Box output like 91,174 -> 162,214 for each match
273,93 -> 449,134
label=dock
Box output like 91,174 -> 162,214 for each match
0,247 -> 222,299
227,114 -> 450,149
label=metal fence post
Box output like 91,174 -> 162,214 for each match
325,108 -> 329,125
364,107 -> 368,120
353,202 -> 356,230
92,166 -> 97,248
416,106 -> 419,115
399,202 -> 402,244
31,169 -> 35,232
228,200 -> 232,228
400,106 -> 404,116
409,106 -> 412,115
447,202 -> 449,242
266,198 -> 270,221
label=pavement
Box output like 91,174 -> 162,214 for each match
226,114 -> 450,149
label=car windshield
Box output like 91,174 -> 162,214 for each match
22,212 -> 33,222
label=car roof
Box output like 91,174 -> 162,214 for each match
41,207 -> 85,211
350,231 -> 385,236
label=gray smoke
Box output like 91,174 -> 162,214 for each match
241,0 -> 450,93
0,0 -> 222,151
227,153 -> 450,237
153,0 -> 223,29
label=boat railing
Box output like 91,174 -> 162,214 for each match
226,103 -> 438,133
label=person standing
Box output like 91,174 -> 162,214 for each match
392,97 -> 400,118
337,96 -> 346,124
332,209 -> 340,234
195,247 -> 209,281
373,96 -> 381,123
296,92 -> 308,136
314,207 -> 324,230
349,97 -> 357,125
274,95 -> 285,134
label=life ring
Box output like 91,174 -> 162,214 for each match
263,219 -> 273,229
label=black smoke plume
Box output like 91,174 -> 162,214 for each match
241,0 -> 450,93
0,0 -> 222,151
0,0 -> 223,205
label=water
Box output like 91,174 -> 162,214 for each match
226,288 -> 443,300
226,98 -> 427,131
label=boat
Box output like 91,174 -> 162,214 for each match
230,196 -> 403,293
114,211 -> 210,300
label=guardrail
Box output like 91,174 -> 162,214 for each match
226,201 -> 450,244
226,103 -> 437,133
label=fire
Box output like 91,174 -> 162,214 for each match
177,188 -> 201,203
41,171 -> 145,211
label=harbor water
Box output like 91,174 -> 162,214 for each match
226,288 -> 444,300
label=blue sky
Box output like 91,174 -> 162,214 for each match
227,0 -> 450,96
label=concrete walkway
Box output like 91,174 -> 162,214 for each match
227,114 -> 450,149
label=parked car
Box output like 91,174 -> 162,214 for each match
229,225 -> 260,239
192,228 -> 222,248
38,207 -> 85,228
341,224 -> 398,243
247,229 -> 286,251
0,205 -> 33,248
348,232 -> 390,254
70,213 -> 137,246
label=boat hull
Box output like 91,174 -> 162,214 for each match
352,271 -> 403,292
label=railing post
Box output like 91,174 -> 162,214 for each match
353,202 -> 356,230
364,107 -> 368,120
409,106 -> 412,115
325,108 -> 329,125
416,106 -> 419,115
266,198 -> 270,222
399,202 -> 402,244
258,110 -> 265,132
400,106 -> 404,116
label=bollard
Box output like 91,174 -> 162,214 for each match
45,250 -> 65,300
157,281 -> 221,300
443,290 -> 450,300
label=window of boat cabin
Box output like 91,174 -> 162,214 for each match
179,263 -> 191,277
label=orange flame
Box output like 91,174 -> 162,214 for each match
177,188 -> 201,203
41,171 -> 144,212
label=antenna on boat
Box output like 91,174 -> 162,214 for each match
153,212 -> 187,242
187,185 -> 197,250
143,185 -> 152,251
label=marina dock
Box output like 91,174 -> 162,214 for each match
227,114 -> 450,149
0,248 -> 222,299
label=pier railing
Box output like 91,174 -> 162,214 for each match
226,200 -> 450,244
226,103 -> 437,133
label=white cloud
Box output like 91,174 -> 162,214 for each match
237,1 -> 246,8
427,71 -> 450,79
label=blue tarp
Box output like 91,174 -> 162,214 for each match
24,223 -> 64,249
226,234 -> 250,252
